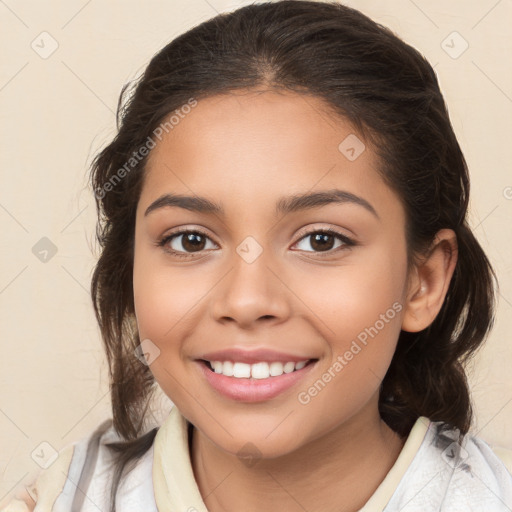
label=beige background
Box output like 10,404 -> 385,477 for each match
1,0 -> 511,502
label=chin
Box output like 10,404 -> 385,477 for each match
196,417 -> 307,461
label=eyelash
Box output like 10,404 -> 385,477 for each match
156,227 -> 357,259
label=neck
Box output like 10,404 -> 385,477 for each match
190,401 -> 406,512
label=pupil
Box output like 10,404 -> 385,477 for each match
311,233 -> 334,252
183,233 -> 205,252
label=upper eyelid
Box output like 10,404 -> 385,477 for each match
294,224 -> 352,240
166,227 -> 217,242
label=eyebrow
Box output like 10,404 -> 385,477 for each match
144,189 -> 379,219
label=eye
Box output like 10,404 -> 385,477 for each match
157,226 -> 356,259
292,228 -> 356,254
158,228 -> 217,257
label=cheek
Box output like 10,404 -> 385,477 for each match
294,246 -> 407,409
133,246 -> 211,341
132,247 -> 217,396
295,263 -> 405,431
297,247 -> 407,343
132,263 -> 193,398
134,271 -> 192,339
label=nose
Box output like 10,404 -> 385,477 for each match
209,247 -> 292,329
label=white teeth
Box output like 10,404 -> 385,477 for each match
233,362 -> 251,378
208,360 -> 311,379
251,362 -> 269,379
283,362 -> 295,373
223,361 -> 234,376
269,361 -> 284,376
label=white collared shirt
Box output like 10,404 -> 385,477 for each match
3,406 -> 512,511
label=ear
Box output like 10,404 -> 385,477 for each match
401,229 -> 458,333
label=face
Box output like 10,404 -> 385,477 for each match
133,90 -> 410,458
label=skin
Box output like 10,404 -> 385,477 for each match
132,89 -> 458,512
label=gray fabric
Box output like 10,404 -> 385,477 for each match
70,418 -> 113,512
52,436 -> 89,512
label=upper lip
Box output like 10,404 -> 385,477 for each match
198,348 -> 316,364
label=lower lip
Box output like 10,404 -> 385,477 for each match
196,360 -> 317,402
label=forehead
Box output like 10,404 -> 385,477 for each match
138,90 -> 402,223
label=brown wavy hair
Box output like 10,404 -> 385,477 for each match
89,1 -> 497,509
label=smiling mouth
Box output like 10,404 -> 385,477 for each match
200,359 -> 317,379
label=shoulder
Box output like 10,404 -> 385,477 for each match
442,430 -> 512,511
385,419 -> 512,512
1,419 -> 158,512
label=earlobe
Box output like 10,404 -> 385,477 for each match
401,229 -> 458,333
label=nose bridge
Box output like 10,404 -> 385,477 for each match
210,236 -> 290,327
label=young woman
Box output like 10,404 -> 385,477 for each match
4,1 -> 512,511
